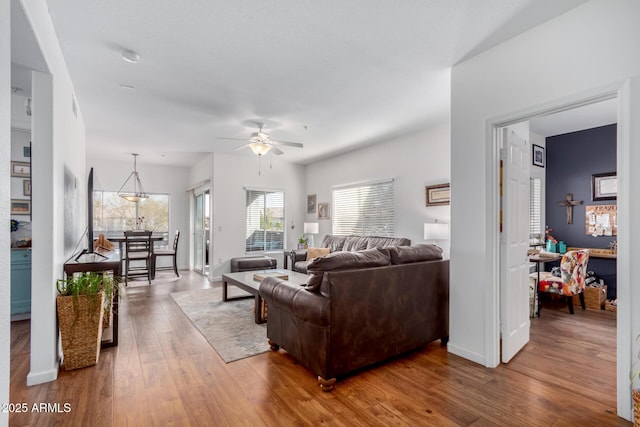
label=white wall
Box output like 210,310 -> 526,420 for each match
1,0 -> 10,423
88,158 -> 191,269
7,0 -> 89,386
305,123 -> 451,254
450,0 -> 640,420
208,152 -> 306,279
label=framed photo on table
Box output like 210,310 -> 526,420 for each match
592,172 -> 617,201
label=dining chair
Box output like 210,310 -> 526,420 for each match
537,249 -> 590,315
152,230 -> 180,279
124,230 -> 153,285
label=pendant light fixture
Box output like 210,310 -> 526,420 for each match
118,153 -> 148,202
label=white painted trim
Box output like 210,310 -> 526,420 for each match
26,366 -> 58,386
616,80 -> 631,419
447,344 -> 486,366
484,82 -> 630,419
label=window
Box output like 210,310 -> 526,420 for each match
332,179 -> 394,236
94,191 -> 169,235
529,178 -> 542,240
245,189 -> 284,252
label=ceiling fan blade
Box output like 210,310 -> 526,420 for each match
233,143 -> 252,151
217,137 -> 249,141
271,146 -> 284,155
271,140 -> 304,148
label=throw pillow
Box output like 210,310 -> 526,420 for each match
306,247 -> 331,261
307,247 -> 391,272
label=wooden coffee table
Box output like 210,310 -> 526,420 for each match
221,269 -> 308,324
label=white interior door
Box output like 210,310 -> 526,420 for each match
193,193 -> 204,273
500,127 -> 531,363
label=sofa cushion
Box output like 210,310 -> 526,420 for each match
306,247 -> 331,261
389,244 -> 443,265
306,248 -> 391,291
341,236 -> 411,251
320,235 -> 347,252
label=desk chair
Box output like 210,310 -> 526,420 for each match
124,230 -> 153,285
152,230 -> 180,279
537,249 -> 590,315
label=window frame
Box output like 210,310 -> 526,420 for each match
244,188 -> 285,253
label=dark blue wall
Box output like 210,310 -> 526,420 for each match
545,124 -> 617,298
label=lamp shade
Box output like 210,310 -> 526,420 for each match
424,222 -> 449,241
250,142 -> 272,156
304,222 -> 319,234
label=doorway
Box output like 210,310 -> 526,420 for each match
493,93 -> 624,406
193,190 -> 210,275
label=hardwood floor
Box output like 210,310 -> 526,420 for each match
9,272 -> 630,426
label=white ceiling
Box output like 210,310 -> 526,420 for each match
14,0 -> 593,166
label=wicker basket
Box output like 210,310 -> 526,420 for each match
573,286 -> 606,310
605,300 -> 617,312
57,293 -> 105,370
634,388 -> 640,426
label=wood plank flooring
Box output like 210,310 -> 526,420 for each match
9,271 -> 630,426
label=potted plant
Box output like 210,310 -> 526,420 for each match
56,272 -> 117,370
298,236 -> 308,249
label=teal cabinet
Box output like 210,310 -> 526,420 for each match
11,249 -> 31,316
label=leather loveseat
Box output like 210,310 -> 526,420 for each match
288,234 -> 411,273
259,245 -> 449,391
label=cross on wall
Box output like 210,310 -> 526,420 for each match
558,193 -> 583,224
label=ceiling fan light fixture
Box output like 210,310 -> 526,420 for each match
250,142 -> 272,156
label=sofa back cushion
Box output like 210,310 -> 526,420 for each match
320,235 -> 347,252
306,247 -> 391,291
388,244 -> 443,264
342,236 -> 411,252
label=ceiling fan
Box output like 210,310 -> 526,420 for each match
218,123 -> 303,156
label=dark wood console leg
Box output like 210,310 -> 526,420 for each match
268,339 -> 279,351
440,336 -> 449,347
318,377 -> 336,392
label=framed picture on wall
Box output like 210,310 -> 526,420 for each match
317,202 -> 330,220
426,183 -> 450,207
23,180 -> 31,196
11,199 -> 31,215
11,161 -> 30,177
592,172 -> 617,201
532,144 -> 545,167
307,194 -> 317,214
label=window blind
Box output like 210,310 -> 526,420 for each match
332,179 -> 394,236
245,189 -> 285,252
529,178 -> 542,238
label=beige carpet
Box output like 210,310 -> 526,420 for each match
170,287 -> 270,363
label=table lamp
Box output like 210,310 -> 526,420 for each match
424,220 -> 449,248
304,222 -> 319,247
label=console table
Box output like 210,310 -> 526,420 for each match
64,252 -> 120,348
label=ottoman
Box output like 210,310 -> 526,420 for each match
230,255 -> 277,273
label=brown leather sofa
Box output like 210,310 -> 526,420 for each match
259,245 -> 449,391
288,234 -> 411,273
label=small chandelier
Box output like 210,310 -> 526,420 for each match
118,153 -> 148,202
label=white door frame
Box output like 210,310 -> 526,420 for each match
484,83 -> 631,418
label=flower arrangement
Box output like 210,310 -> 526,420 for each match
545,226 -> 558,244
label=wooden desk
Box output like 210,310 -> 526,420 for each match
64,251 -> 120,348
567,247 -> 617,259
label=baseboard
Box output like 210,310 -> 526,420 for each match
447,342 -> 487,366
27,364 -> 59,386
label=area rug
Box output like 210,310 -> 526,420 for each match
170,287 -> 270,363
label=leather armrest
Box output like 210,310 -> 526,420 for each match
291,249 -> 308,263
259,277 -> 329,326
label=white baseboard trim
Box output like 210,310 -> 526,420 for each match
27,364 -> 58,386
447,343 -> 487,367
